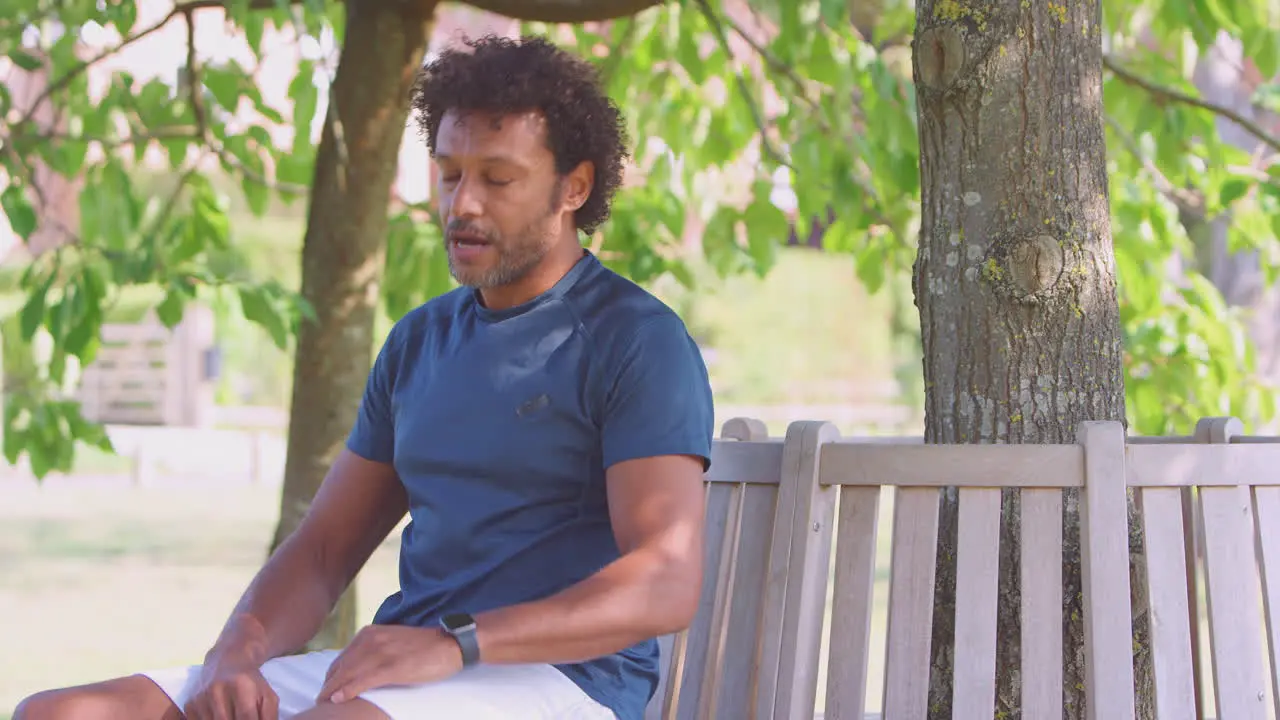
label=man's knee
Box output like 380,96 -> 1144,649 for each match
13,676 -> 179,720
14,687 -> 106,720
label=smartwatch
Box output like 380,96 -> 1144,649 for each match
439,612 -> 480,667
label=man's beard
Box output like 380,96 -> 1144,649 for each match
448,221 -> 552,290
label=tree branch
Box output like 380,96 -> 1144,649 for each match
1104,114 -> 1203,218
11,9 -> 185,134
718,12 -> 824,115
180,7 -> 306,196
7,0 -> 303,142
1104,55 -> 1280,155
14,128 -> 201,150
458,0 -> 665,23
598,18 -> 638,85
693,0 -> 794,176
693,0 -> 895,231
173,0 -> 288,10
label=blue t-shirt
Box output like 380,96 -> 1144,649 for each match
345,250 -> 715,720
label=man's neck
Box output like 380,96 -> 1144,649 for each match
478,239 -> 585,311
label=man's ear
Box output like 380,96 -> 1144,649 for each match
561,160 -> 595,213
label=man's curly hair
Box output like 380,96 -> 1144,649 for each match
411,35 -> 630,236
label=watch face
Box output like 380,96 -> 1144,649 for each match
440,612 -> 475,632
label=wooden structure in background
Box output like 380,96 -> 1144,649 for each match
77,305 -> 217,427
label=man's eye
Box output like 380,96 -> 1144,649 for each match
487,177 -> 513,186
441,175 -> 460,184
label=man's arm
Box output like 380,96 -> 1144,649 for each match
205,449 -> 408,666
472,452 -> 706,663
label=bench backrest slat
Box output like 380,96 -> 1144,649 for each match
773,422 -> 842,719
1199,483 -> 1268,720
712,481 -> 781,717
1136,486 -> 1198,720
823,485 -> 880,719
1078,421 -> 1139,720
1252,485 -> 1280,719
1019,487 -> 1064,716
671,480 -> 740,717
951,487 -> 1001,717
881,486 -> 941,719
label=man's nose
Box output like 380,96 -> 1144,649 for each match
449,175 -> 483,219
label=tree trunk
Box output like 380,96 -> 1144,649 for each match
268,0 -> 437,652
910,1 -> 1150,717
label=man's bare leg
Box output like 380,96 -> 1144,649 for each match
13,675 -> 182,720
293,699 -> 391,720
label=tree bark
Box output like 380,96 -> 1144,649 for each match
910,1 -> 1150,717
268,0 -> 436,652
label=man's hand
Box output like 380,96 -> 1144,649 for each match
318,625 -> 464,704
183,656 -> 279,720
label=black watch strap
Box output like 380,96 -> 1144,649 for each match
439,612 -> 480,667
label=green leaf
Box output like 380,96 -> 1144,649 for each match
3,410 -> 23,466
289,62 -> 319,152
63,307 -> 99,360
242,176 -> 270,216
819,0 -> 847,26
156,286 -> 187,328
807,31 -> 840,86
192,185 -> 232,249
8,49 -> 43,72
49,139 -> 89,176
239,285 -> 289,348
856,243 -> 887,293
203,66 -> 246,111
743,189 -> 788,270
243,10 -> 268,56
676,22 -> 704,84
20,266 -> 56,341
277,151 -> 314,187
1219,178 -> 1251,207
1,185 -> 37,237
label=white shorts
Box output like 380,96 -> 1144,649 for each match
140,649 -> 616,719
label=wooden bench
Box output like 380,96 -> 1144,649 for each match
1126,417 -> 1280,720
649,416 -> 1280,719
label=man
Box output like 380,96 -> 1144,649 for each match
16,35 -> 714,720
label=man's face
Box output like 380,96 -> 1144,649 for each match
434,109 -> 567,289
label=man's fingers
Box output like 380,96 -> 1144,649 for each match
328,669 -> 381,706
321,656 -> 388,704
231,674 -> 265,720
260,684 -> 280,720
208,685 -> 234,720
317,660 -> 350,703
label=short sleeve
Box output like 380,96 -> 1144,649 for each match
600,314 -> 715,471
345,330 -> 401,465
